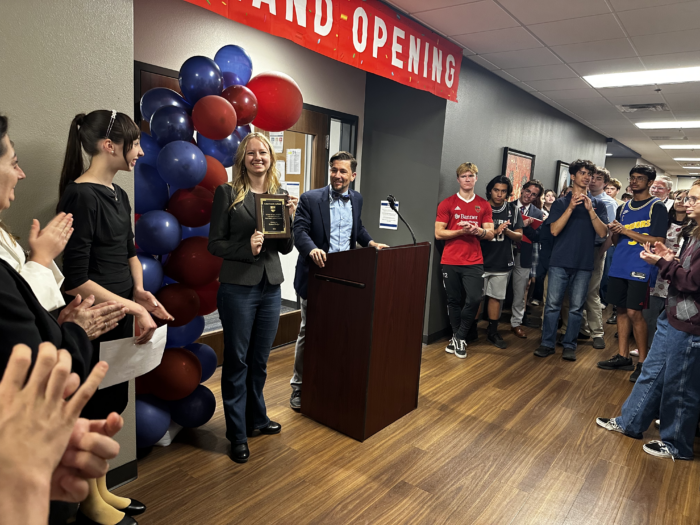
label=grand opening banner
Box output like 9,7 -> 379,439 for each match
184,0 -> 462,101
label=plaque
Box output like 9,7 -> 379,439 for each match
254,193 -> 291,239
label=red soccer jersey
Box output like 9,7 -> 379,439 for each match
436,193 -> 493,266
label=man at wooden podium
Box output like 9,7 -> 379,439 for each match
289,151 -> 388,410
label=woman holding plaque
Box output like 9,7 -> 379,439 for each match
208,132 -> 297,464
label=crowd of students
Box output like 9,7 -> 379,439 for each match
1,104 -> 699,524
436,159 -> 700,461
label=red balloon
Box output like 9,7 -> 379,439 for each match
198,155 -> 228,194
192,95 -> 237,140
247,72 -> 303,132
135,376 -> 151,395
221,85 -> 258,126
167,186 -> 214,228
193,280 -> 220,316
155,283 -> 200,327
143,348 -> 202,401
164,236 -> 222,288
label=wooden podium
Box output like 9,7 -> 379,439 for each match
302,242 -> 431,441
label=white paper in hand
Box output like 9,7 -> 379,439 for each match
98,325 -> 168,389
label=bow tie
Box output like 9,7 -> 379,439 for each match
331,191 -> 350,202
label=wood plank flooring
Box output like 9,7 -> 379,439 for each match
117,309 -> 700,524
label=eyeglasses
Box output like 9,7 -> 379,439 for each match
629,176 -> 648,183
521,189 -> 538,197
683,196 -> 698,206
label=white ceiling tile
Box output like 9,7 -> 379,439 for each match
452,27 -> 541,54
525,77 -> 590,91
596,85 -> 662,97
497,0 -> 611,25
632,29 -> 700,57
479,47 -> 562,69
663,92 -> 700,110
568,57 -> 646,76
465,54 -> 499,71
642,50 -> 700,69
505,64 -> 577,81
558,97 -> 618,109
617,2 -> 700,36
539,88 -> 604,100
604,94 -> 667,105
414,1 -> 519,36
528,14 -> 625,46
388,0 -> 481,15
551,38 -> 638,63
671,110 -> 700,119
492,69 -> 521,83
462,48 -> 476,57
610,0 -> 696,11
656,82 -> 700,94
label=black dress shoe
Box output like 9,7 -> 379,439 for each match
119,499 -> 146,517
606,313 -> 617,324
76,511 -> 137,525
247,420 -> 282,437
230,443 -> 250,463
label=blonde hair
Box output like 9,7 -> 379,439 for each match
457,162 -> 478,177
228,132 -> 282,209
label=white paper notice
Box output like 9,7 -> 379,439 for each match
286,181 -> 300,198
276,160 -> 286,181
98,325 -> 167,389
380,200 -> 399,230
269,132 -> 284,153
286,149 -> 302,174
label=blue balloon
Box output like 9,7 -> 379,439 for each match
214,45 -> 254,88
137,254 -> 164,295
197,131 -> 241,168
234,125 -> 251,141
156,141 -> 207,190
182,223 -> 210,240
140,133 -> 161,168
170,385 -> 216,428
179,56 -> 224,105
134,163 -> 169,214
162,276 -> 178,287
166,316 -> 205,348
150,106 -> 194,147
135,396 -> 171,448
185,343 -> 218,382
135,210 -> 182,255
140,87 -> 191,122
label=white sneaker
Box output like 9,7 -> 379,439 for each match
630,349 -> 639,357
455,338 -> 467,359
643,440 -> 674,460
445,336 -> 456,354
596,417 -> 624,434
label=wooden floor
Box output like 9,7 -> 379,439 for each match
117,308 -> 700,524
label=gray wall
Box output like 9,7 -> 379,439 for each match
605,157 -> 639,190
0,0 -> 136,470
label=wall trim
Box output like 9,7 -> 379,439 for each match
107,460 -> 138,490
423,327 -> 450,345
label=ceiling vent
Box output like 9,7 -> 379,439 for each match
649,135 -> 687,140
616,103 -> 670,113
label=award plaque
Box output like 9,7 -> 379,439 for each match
254,193 -> 291,239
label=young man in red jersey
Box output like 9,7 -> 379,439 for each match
435,162 -> 495,359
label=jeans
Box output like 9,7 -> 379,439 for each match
218,277 -> 281,445
615,311 -> 700,459
561,248 -> 606,338
290,298 -> 307,393
541,267 -> 592,350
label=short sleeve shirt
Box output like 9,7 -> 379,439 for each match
437,193 -> 493,266
480,202 -> 524,272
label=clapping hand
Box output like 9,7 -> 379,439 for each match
608,220 -> 625,235
495,220 -> 511,235
28,213 -> 74,268
57,295 -> 128,341
286,195 -> 299,218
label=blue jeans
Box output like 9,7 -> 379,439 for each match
218,277 -> 281,445
541,266 -> 592,350
615,311 -> 700,459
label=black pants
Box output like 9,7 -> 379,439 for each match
442,264 -> 484,340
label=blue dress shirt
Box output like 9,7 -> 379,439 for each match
329,185 -> 352,253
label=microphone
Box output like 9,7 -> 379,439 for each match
387,194 -> 417,245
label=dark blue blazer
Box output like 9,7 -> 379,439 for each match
293,186 -> 373,299
519,204 -> 544,269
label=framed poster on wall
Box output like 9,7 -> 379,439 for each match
555,161 -> 570,197
502,148 -> 536,202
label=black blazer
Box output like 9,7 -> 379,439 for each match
0,258 -> 91,379
519,204 -> 544,269
293,186 -> 373,299
208,184 -> 295,286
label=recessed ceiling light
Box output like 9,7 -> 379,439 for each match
606,153 -> 613,156
688,173 -> 699,175
584,66 -> 700,88
660,145 -> 700,149
673,157 -> 700,161
636,121 -> 700,129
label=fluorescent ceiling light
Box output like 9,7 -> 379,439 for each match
636,121 -> 700,129
584,66 -> 700,88
673,157 -> 700,161
606,153 -> 613,156
660,145 -> 700,149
